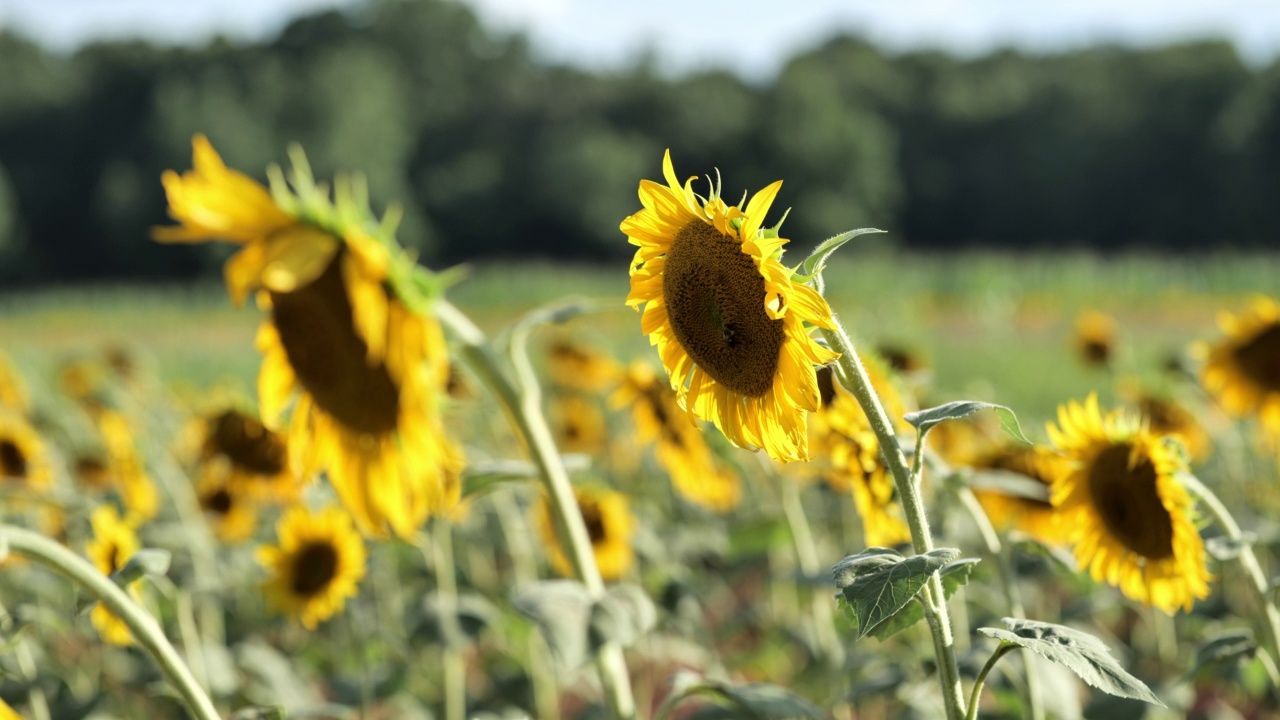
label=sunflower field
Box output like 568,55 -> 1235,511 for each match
1,137 -> 1280,720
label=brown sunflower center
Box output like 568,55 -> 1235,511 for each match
1234,322 -> 1280,392
209,410 -> 287,475
662,220 -> 784,398
580,502 -> 607,545
76,456 -> 111,490
291,541 -> 340,597
816,366 -> 838,408
270,253 -> 400,436
106,542 -> 122,574
1081,340 -> 1111,366
1087,443 -> 1174,560
201,488 -> 234,516
0,440 -> 26,479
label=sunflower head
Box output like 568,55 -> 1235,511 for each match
1200,295 -> 1280,437
201,408 -> 295,503
94,410 -> 158,523
971,444 -> 1072,546
1074,310 -> 1117,368
257,505 -> 367,629
0,351 -> 29,415
553,394 -> 608,455
1134,392 -> 1210,463
623,151 -> 838,463
85,504 -> 141,646
1047,394 -> 1211,614
0,412 -> 51,492
537,485 -> 635,582
196,471 -> 257,544
547,339 -> 620,392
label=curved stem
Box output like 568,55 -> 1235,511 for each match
819,318 -> 966,720
434,299 -> 636,720
1181,472 -> 1280,686
0,525 -> 220,720
965,643 -> 1015,720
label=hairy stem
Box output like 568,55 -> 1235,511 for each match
966,643 -> 1015,720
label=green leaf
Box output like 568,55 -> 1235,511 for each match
111,549 -> 171,585
1206,533 -> 1255,561
796,228 -> 886,280
905,401 -> 1030,445
662,671 -> 824,720
979,618 -> 1163,706
230,708 -> 287,720
870,557 -> 981,640
513,580 -> 594,670
1189,629 -> 1257,676
460,457 -> 591,498
589,583 -> 657,650
966,469 -> 1051,502
832,547 -> 960,639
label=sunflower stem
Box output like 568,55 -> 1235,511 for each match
1181,472 -> 1280,687
965,642 -> 1016,720
818,318 -> 967,720
0,524 -> 220,720
434,299 -> 637,720
430,519 -> 467,720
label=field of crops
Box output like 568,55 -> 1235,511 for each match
2,142 -> 1280,720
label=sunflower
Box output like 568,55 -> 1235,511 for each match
536,485 -> 635,581
1074,310 -> 1116,369
1134,392 -> 1210,463
95,410 -> 158,523
0,411 -> 51,493
196,472 -> 257,543
971,444 -> 1072,546
1200,295 -> 1280,438
622,151 -> 838,463
157,135 -> 462,539
197,408 -> 295,503
612,362 -> 742,512
552,394 -> 608,455
258,505 -> 367,629
812,367 -> 910,548
547,339 -> 620,393
85,505 -> 140,646
1047,394 -> 1211,614
0,351 -> 29,415
0,696 -> 20,720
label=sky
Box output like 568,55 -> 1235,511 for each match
5,0 -> 1280,77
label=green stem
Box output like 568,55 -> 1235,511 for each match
434,299 -> 636,720
1181,472 -> 1280,686
965,643 -> 1015,720
773,461 -> 844,666
0,525 -> 219,720
431,519 -> 466,720
954,487 -> 1043,720
819,318 -> 966,720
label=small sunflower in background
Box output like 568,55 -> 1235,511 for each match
612,362 -> 741,512
1134,392 -> 1210,463
1200,295 -> 1280,438
552,394 -> 608,455
197,408 -> 295,504
1047,394 -> 1210,614
537,485 -> 635,582
58,358 -> 109,409
971,444 -> 1072,546
0,351 -> 29,415
0,411 -> 51,493
156,135 -> 463,539
258,505 -> 367,629
95,410 -> 159,523
547,339 -> 619,393
812,366 -> 910,548
196,472 -> 257,544
85,505 -> 141,646
622,150 -> 838,463
1074,310 -> 1117,369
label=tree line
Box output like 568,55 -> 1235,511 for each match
0,0 -> 1277,284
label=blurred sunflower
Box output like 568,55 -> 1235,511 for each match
0,351 -> 29,414
196,473 -> 257,543
1047,394 -> 1210,614
812,367 -> 910,548
971,444 -> 1072,546
1135,392 -> 1210,462
552,394 -> 608,455
0,697 -> 20,720
156,135 -> 462,538
622,151 -> 837,463
197,408 -> 294,503
547,339 -> 619,392
1200,295 -> 1280,438
0,411 -> 51,492
1074,310 -> 1116,369
58,358 -> 108,408
258,505 -> 367,629
537,485 -> 635,581
85,505 -> 140,646
95,410 -> 158,523
612,362 -> 742,512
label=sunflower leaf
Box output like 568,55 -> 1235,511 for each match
112,549 -> 172,586
660,671 -> 825,720
588,584 -> 657,652
833,547 -> 960,639
1206,532 -> 1256,561
512,580 -> 594,670
906,401 -> 1031,445
978,618 -> 1164,706
1190,629 -> 1257,677
870,557 -> 981,640
796,228 -> 886,281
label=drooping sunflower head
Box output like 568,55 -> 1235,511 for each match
971,444 -> 1072,546
547,339 -> 620,393
200,408 -> 294,503
0,412 -> 51,493
1047,394 -> 1211,614
85,504 -> 140,646
537,485 -> 635,582
1200,295 -> 1280,437
257,505 -> 367,629
623,151 -> 838,463
1074,310 -> 1117,369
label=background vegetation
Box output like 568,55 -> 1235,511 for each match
1,0 -> 1279,285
